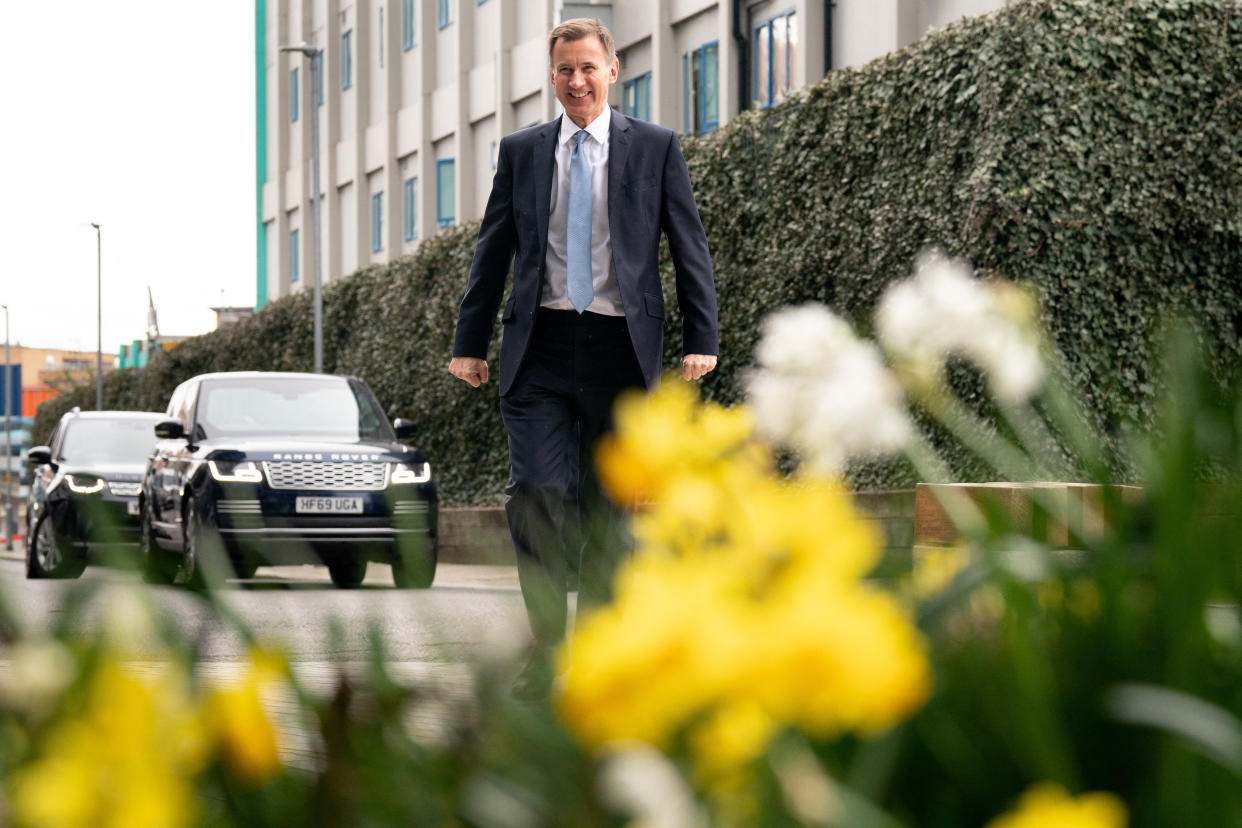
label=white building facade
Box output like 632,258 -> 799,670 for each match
255,0 -> 1007,305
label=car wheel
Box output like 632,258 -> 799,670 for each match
140,507 -> 176,585
391,539 -> 436,589
230,556 -> 260,579
328,558 -> 368,588
176,506 -> 212,590
27,516 -> 84,580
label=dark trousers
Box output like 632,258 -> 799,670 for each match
500,308 -> 646,651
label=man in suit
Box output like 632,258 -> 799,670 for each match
449,18 -> 719,698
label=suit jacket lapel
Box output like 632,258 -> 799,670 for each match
533,116 -> 560,265
607,109 -> 631,240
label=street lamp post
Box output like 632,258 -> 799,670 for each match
280,43 -> 324,373
90,222 -> 102,409
2,303 -> 11,552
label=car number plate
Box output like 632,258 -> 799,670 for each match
296,497 -> 364,514
126,501 -> 140,516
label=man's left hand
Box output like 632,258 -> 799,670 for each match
681,354 -> 718,381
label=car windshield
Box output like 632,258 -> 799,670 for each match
195,377 -> 393,441
59,418 -> 161,464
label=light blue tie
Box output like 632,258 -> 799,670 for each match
566,130 -> 593,314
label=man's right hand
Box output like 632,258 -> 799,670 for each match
449,357 -> 489,388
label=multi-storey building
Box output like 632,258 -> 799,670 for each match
255,0 -> 1006,305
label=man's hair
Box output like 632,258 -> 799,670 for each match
547,18 -> 616,64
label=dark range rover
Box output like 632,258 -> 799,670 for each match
25,409 -> 167,578
141,372 -> 438,588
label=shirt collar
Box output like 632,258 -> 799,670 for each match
560,106 -> 611,146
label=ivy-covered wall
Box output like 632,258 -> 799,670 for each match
37,0 -> 1242,504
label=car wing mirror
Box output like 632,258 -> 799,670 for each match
27,445 -> 52,466
154,419 -> 186,440
393,418 -> 417,440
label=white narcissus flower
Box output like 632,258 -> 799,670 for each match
0,639 -> 77,715
97,582 -> 161,655
598,741 -> 708,828
747,303 -> 912,474
877,249 -> 1044,402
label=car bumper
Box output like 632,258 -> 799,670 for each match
205,484 -> 438,565
45,494 -> 143,552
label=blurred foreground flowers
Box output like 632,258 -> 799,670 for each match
3,250 -> 1241,826
2,587 -> 288,828
571,381 -> 929,759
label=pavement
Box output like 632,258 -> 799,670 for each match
0,533 -> 520,591
0,533 -> 522,773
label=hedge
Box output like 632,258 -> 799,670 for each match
37,0 -> 1242,504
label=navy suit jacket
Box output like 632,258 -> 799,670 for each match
452,109 -> 719,396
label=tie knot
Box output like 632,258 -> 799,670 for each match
574,130 -> 588,148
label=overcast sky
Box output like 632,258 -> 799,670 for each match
1,2 -> 255,354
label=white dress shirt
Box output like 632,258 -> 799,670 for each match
541,107 -> 624,316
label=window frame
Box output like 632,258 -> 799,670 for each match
683,42 -> 719,135
436,159 -> 455,228
437,0 -> 453,30
403,177 -> 418,241
371,191 -> 384,253
289,228 -> 300,284
341,29 -> 353,90
621,71 -> 652,122
752,9 -> 796,109
402,0 -> 416,50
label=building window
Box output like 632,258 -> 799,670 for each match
378,7 -> 385,67
290,67 -> 300,122
371,192 -> 384,252
438,0 -> 452,29
341,30 -> 353,90
436,159 -> 455,227
622,72 -> 652,121
683,42 -> 719,135
290,228 -> 300,283
403,178 -> 418,241
402,0 -> 415,49
754,10 -> 797,109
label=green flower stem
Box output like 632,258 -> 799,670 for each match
904,430 -> 988,541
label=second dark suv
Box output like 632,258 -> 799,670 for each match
141,372 -> 438,588
25,409 -> 167,578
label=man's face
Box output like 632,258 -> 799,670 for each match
550,35 -> 618,129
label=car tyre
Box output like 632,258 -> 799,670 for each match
140,506 -> 176,585
328,558 -> 368,588
26,516 -> 84,579
176,506 -> 213,591
391,539 -> 436,589
230,556 -> 260,579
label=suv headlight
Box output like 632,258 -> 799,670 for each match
391,462 -> 431,485
65,474 -> 106,494
208,460 -> 264,483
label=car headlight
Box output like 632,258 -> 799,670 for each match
208,460 -> 264,483
391,462 -> 431,485
64,474 -> 106,494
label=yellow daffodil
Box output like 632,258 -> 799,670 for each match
9,658 -> 206,828
596,379 -> 756,504
559,382 -> 931,769
987,783 -> 1127,828
204,648 -> 287,785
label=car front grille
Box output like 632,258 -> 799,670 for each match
261,461 -> 390,491
108,481 -> 142,497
